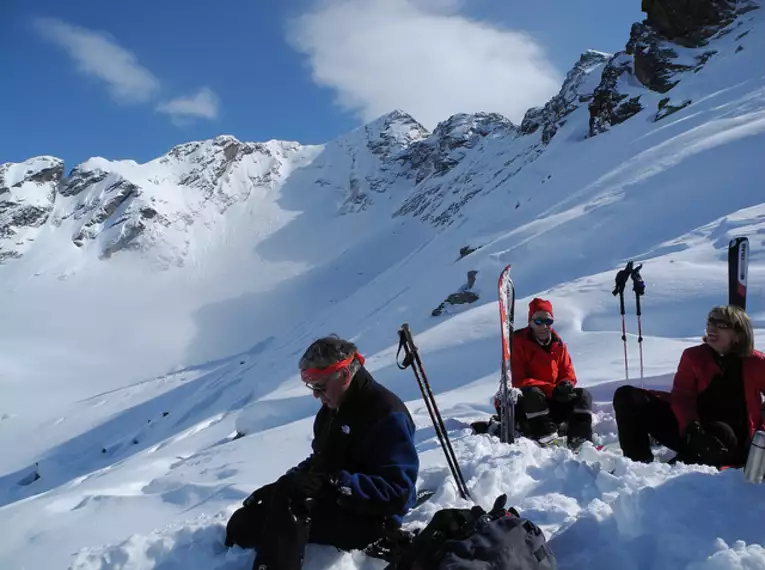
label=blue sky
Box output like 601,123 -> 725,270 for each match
1,0 -> 643,170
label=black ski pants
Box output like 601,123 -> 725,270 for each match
612,385 -> 747,466
226,489 -> 389,568
517,386 -> 593,440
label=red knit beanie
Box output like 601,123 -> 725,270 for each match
528,298 -> 554,322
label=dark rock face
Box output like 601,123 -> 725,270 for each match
521,50 -> 612,144
655,96 -> 693,120
588,54 -> 644,137
401,112 -> 516,184
71,179 -> 140,248
22,164 -> 64,185
432,270 -> 480,316
459,245 -> 480,259
586,0 -> 753,136
0,158 -> 64,262
641,0 -> 737,45
59,167 -> 108,197
627,21 -> 722,94
627,23 -> 694,93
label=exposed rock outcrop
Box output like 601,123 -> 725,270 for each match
641,0 -> 739,46
401,113 -> 516,183
588,53 -> 645,137
0,157 -> 64,262
588,0 -> 756,136
521,50 -> 612,144
432,270 -> 480,316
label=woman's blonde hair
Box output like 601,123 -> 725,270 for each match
706,305 -> 754,357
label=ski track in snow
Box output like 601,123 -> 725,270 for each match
2,4 -> 765,570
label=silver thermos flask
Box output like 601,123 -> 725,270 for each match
744,430 -> 765,483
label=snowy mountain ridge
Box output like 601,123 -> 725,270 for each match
2,0 -> 756,268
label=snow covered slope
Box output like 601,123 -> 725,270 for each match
1,1 -> 765,569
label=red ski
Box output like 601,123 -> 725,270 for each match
497,264 -> 516,444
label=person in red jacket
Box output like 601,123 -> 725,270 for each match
613,305 -> 765,466
506,298 -> 593,447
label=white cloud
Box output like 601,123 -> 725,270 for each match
287,0 -> 563,129
33,17 -> 220,125
156,87 -> 220,125
33,17 -> 160,104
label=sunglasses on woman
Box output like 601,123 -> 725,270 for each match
707,316 -> 732,330
532,318 -> 554,326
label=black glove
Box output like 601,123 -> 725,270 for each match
280,470 -> 333,503
552,380 -> 576,403
685,421 -> 728,465
242,480 -> 279,507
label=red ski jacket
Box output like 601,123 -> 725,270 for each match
511,328 -> 577,399
671,344 -> 765,439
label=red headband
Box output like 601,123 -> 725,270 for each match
300,351 -> 365,380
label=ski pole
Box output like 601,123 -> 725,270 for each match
630,264 -> 646,388
396,324 -> 471,501
612,261 -> 632,382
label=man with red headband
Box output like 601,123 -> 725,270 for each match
509,298 -> 593,448
225,336 -> 419,569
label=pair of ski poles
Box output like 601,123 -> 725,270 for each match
612,261 -> 646,388
396,323 -> 471,501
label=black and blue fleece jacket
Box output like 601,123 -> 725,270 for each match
294,366 -> 419,523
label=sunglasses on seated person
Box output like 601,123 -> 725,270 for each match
299,353 -> 356,392
304,380 -> 328,393
532,317 -> 554,326
300,370 -> 334,393
707,316 -> 732,330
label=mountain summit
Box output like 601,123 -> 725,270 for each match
2,0 -> 757,268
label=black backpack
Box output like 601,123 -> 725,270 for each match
384,494 -> 557,570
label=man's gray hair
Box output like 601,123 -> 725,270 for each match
298,335 -> 361,376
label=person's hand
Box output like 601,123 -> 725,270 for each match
552,380 -> 576,403
242,481 -> 278,507
685,421 -> 728,464
281,471 -> 334,503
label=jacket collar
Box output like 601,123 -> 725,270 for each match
525,327 -> 561,347
335,366 -> 372,412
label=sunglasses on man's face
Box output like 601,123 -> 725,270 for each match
305,380 -> 328,393
301,368 -> 346,393
532,318 -> 554,326
707,317 -> 732,330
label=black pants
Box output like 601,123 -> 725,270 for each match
612,385 -> 747,466
226,489 -> 389,567
517,386 -> 593,440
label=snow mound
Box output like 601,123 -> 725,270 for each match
62,408 -> 765,570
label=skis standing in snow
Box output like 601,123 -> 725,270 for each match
728,237 -> 749,310
496,264 -> 517,444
